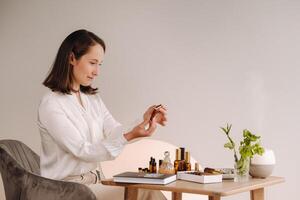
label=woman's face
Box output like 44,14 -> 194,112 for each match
70,44 -> 104,88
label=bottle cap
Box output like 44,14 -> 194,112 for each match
180,147 -> 185,160
159,159 -> 163,166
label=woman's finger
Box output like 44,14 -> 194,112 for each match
159,119 -> 167,126
140,118 -> 149,127
157,107 -> 167,115
160,104 -> 167,111
143,106 -> 156,120
148,105 -> 157,113
146,120 -> 157,135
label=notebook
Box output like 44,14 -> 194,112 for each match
113,172 -> 176,185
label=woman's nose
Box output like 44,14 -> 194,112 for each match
93,67 -> 99,76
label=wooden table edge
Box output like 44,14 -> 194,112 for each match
101,179 -> 215,196
101,176 -> 285,197
219,176 -> 285,196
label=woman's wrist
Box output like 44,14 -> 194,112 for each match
123,130 -> 137,141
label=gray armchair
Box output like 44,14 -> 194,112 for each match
0,140 -> 96,200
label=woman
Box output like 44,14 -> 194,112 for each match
37,29 -> 167,199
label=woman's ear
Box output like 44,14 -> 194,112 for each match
69,52 -> 76,66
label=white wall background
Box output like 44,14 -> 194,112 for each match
1,0 -> 299,199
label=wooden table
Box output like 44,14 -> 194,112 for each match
101,176 -> 284,200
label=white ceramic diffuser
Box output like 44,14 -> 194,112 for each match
250,149 -> 276,178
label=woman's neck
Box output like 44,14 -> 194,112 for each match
71,87 -> 80,93
71,82 -> 80,92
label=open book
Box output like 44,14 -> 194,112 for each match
113,172 -> 177,185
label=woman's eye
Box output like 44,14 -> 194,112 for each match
90,62 -> 97,65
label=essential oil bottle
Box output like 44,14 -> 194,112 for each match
174,148 -> 181,173
178,147 -> 185,171
195,162 -> 200,172
153,160 -> 157,173
185,151 -> 191,171
158,151 -> 175,174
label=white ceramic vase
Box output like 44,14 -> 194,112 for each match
250,149 -> 276,178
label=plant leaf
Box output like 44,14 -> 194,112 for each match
220,127 -> 227,134
224,142 -> 234,149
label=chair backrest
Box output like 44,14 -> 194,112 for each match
0,140 -> 40,200
0,140 -> 40,175
0,139 -> 97,200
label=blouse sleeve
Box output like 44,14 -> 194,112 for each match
97,95 -> 128,157
38,97 -> 126,162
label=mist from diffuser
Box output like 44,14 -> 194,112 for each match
250,149 -> 276,178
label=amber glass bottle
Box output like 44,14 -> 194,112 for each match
185,151 -> 191,171
174,148 -> 181,173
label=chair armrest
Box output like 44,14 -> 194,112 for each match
20,172 -> 96,200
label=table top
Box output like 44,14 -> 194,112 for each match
101,176 -> 285,196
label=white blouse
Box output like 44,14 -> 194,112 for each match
37,90 -> 128,180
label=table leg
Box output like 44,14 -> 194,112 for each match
124,187 -> 138,200
172,192 -> 182,200
250,188 -> 264,200
209,196 -> 220,200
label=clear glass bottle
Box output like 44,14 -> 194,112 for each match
159,151 -> 175,174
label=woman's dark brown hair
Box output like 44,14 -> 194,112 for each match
43,29 -> 106,94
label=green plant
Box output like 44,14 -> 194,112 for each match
221,124 -> 265,176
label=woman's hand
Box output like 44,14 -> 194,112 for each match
143,105 -> 167,126
123,105 -> 168,141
